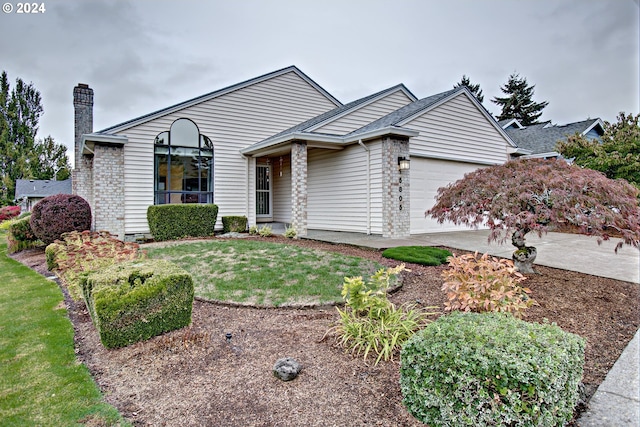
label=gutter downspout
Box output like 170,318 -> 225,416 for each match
245,155 -> 250,226
358,140 -> 371,235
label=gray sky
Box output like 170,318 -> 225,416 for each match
1,0 -> 638,165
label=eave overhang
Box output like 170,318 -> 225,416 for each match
240,126 -> 419,157
81,133 -> 128,155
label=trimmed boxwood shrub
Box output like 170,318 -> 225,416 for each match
147,204 -> 218,241
400,312 -> 585,427
7,215 -> 42,253
81,259 -> 194,349
382,246 -> 452,266
222,215 -> 247,233
30,194 -> 92,244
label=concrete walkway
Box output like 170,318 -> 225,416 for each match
303,229 -> 640,426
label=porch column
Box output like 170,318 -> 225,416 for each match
381,137 -> 410,238
291,141 -> 308,236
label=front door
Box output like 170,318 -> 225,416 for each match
256,164 -> 271,219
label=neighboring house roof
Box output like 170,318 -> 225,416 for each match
15,178 -> 72,199
98,65 -> 342,135
503,118 -> 605,158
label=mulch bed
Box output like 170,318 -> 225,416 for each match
10,236 -> 639,426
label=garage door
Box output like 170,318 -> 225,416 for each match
410,157 -> 486,234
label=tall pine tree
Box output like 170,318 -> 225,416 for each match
492,73 -> 548,125
0,71 -> 70,204
454,75 -> 484,103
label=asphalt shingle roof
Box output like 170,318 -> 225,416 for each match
258,84 -> 415,144
504,119 -> 603,155
15,178 -> 72,198
346,88 -> 459,137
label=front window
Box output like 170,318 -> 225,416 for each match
154,119 -> 214,204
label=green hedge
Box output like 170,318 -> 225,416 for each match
400,312 -> 585,426
81,259 -> 194,349
7,215 -> 42,253
147,204 -> 218,241
222,215 -> 247,233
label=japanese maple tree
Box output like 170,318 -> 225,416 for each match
426,158 -> 640,273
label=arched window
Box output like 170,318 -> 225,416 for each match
154,119 -> 214,204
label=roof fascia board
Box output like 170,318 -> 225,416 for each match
409,152 -> 504,166
240,126 -> 419,156
99,66 -> 341,134
81,133 -> 128,155
501,118 -> 523,129
581,118 -> 605,136
398,88 -> 519,148
305,85 -> 417,133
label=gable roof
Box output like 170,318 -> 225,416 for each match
504,118 -> 605,156
98,66 -> 342,134
15,178 -> 72,199
348,86 -> 518,148
258,84 -> 416,142
241,86 -> 518,157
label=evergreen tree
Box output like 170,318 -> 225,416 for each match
557,113 -> 640,190
492,73 -> 548,125
454,75 -> 484,103
0,71 -> 70,204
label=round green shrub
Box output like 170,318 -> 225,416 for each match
382,246 -> 452,266
30,194 -> 92,244
400,312 -> 585,427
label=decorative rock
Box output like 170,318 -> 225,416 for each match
273,357 -> 302,381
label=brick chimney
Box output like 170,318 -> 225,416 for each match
72,83 -> 94,222
73,83 -> 93,169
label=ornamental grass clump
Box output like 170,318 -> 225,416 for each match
331,264 -> 435,365
400,312 -> 586,427
46,230 -> 143,300
441,252 -> 536,318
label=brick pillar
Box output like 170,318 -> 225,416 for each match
72,84 -> 94,228
93,145 -> 125,239
291,142 -> 308,236
381,137 -> 410,238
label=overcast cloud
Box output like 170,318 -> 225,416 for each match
1,0 -> 638,164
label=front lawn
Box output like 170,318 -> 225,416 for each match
145,239 -> 382,306
0,238 -> 127,426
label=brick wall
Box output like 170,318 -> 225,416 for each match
381,137 -> 410,238
93,145 -> 125,238
291,141 -> 308,236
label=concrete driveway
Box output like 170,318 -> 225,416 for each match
304,229 -> 639,283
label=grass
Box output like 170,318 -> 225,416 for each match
145,239 -> 382,306
0,235 -> 128,426
382,246 -> 452,266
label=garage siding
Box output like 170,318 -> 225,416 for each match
406,92 -> 510,165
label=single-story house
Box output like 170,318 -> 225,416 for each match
15,178 -> 73,212
73,66 -> 519,240
501,118 -> 605,159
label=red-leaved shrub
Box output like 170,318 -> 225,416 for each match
30,194 -> 92,244
0,205 -> 21,222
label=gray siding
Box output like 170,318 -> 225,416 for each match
272,155 -> 292,224
307,143 -> 377,233
313,91 -> 413,135
405,93 -> 510,165
115,71 -> 337,234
